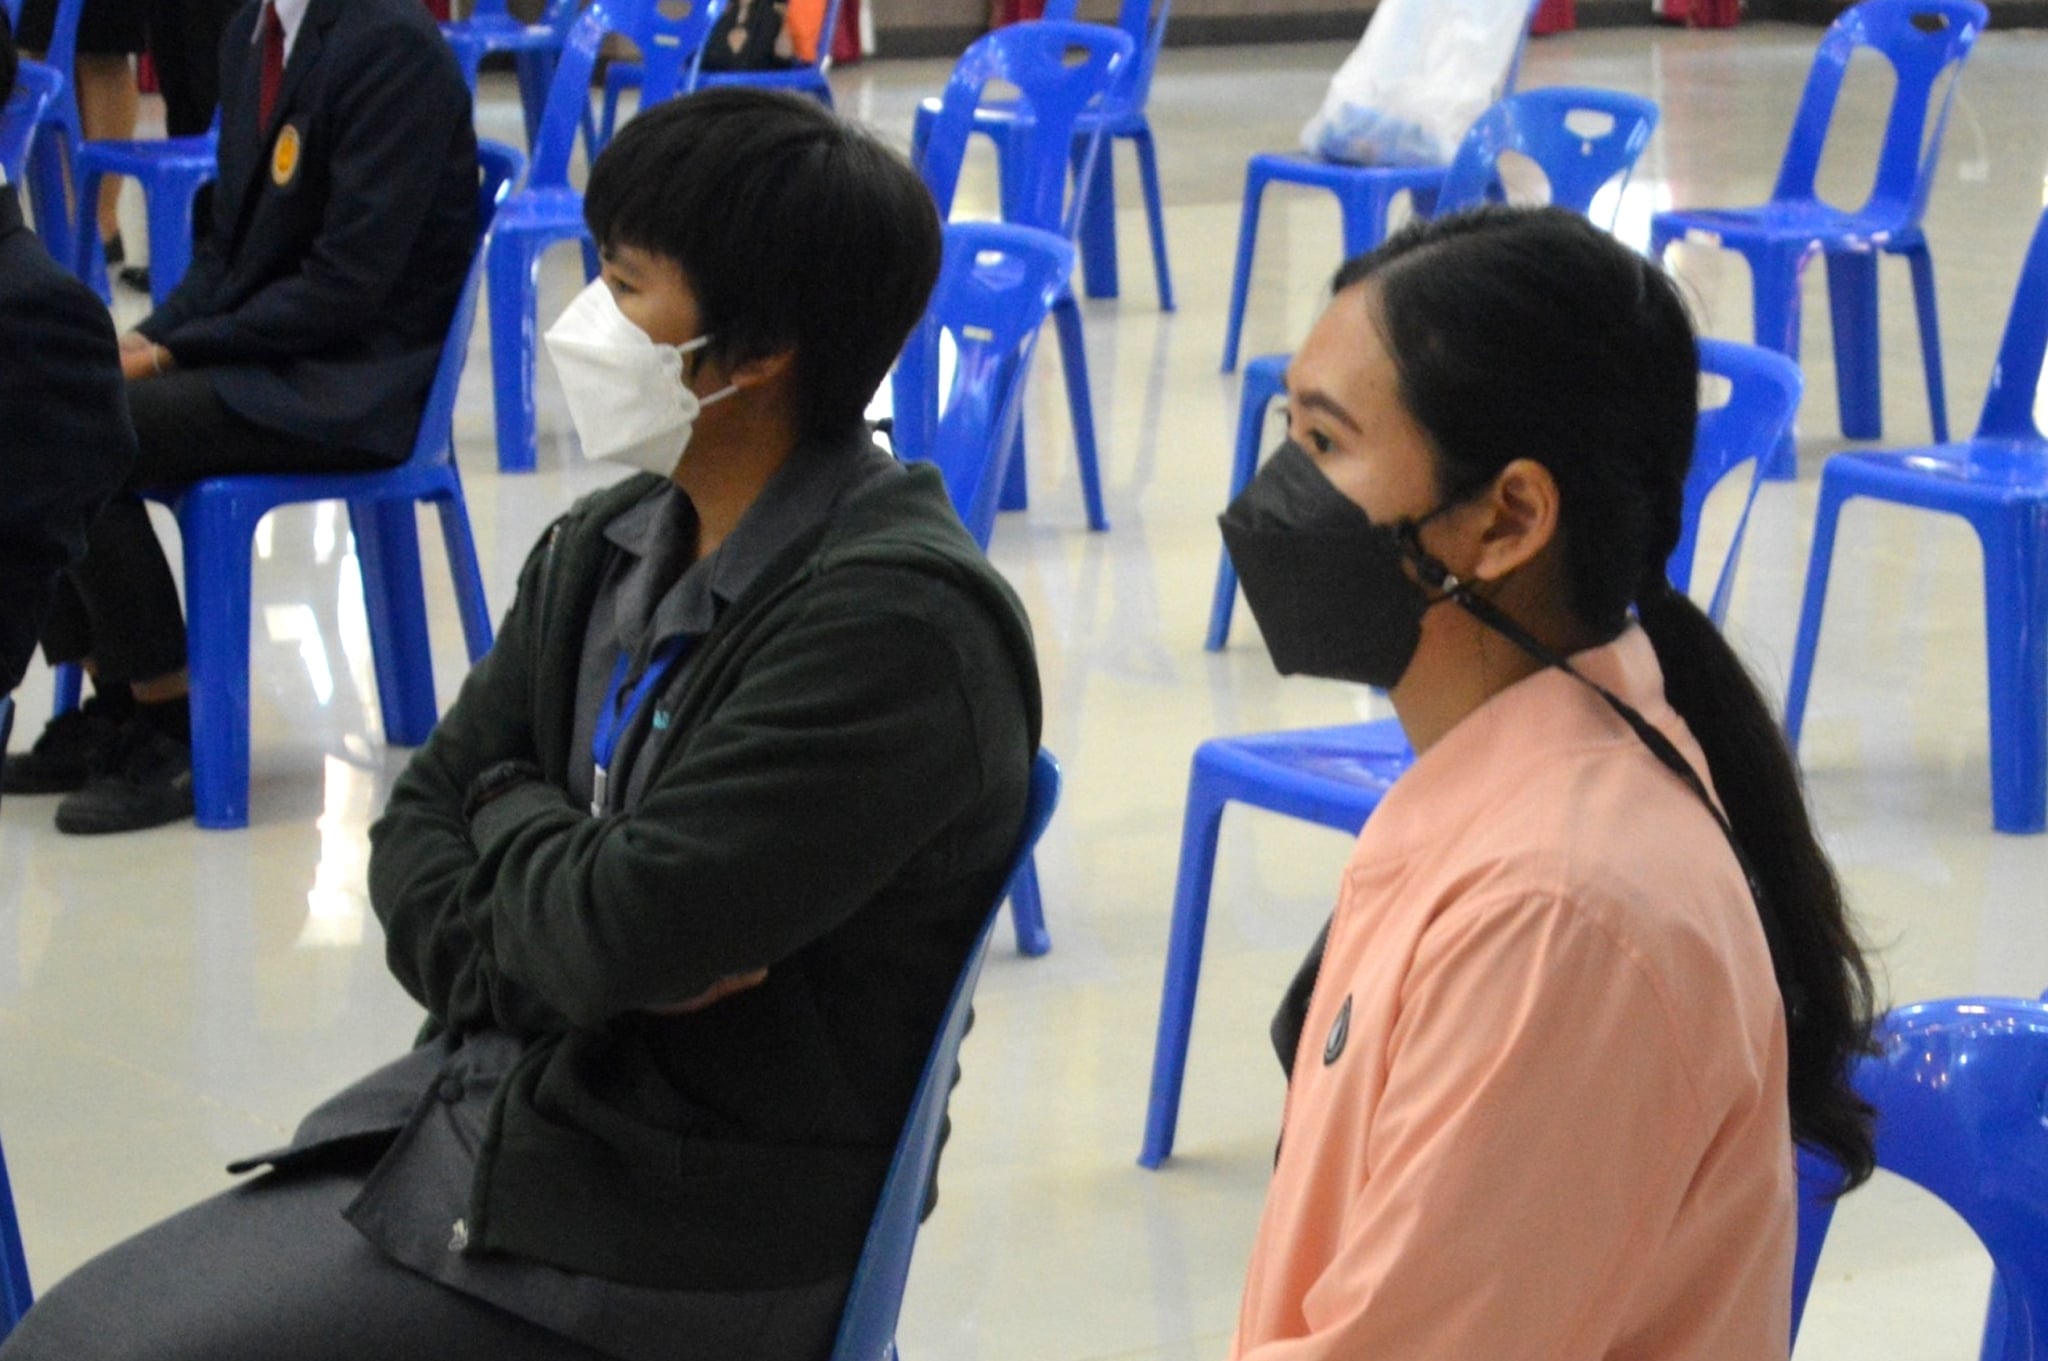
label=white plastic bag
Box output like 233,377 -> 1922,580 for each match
1302,0 -> 1532,167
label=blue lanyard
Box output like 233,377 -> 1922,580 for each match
591,636 -> 692,815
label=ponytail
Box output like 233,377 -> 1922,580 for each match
1339,205 -> 1878,1188
1635,584 -> 1877,1187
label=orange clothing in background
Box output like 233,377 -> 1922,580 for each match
1232,627 -> 1794,1361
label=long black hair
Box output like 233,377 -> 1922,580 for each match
1334,205 -> 1877,1187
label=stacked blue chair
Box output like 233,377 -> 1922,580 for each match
1431,86 -> 1660,218
442,0 -> 582,149
1218,0 -> 1544,373
598,0 -> 846,148
53,143 -> 525,828
910,0 -> 1174,312
1792,997 -> 2048,1357
0,59 -> 56,184
828,750 -> 1061,1361
1650,0 -> 1987,479
69,117 -> 219,306
1205,90 -> 1667,653
485,0 -> 724,474
1782,201 -> 2048,836
904,20 -> 1132,532
901,221 -> 1076,956
1144,338 -> 1803,1167
9,0 -> 85,272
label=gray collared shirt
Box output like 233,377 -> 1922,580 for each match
567,442 -> 903,816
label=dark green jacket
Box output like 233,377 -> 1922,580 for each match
366,463 -> 1041,1291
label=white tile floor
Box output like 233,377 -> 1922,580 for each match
6,20 -> 2048,1358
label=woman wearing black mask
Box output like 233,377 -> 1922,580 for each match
1221,206 -> 1874,1360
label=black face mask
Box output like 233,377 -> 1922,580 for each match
1218,439 -> 1454,689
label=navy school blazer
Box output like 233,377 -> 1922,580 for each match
139,0 -> 479,463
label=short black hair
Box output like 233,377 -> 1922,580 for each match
584,88 -> 942,442
0,10 -> 18,112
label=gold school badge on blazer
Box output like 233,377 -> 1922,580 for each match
271,124 -> 303,189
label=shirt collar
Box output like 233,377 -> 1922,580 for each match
252,0 -> 315,60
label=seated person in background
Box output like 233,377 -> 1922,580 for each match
1221,207 -> 1874,1359
0,89 -> 1041,1361
0,13 -> 137,697
1,0 -> 477,833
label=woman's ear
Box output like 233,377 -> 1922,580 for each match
1463,457 -> 1561,583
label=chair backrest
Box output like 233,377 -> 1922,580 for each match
1769,0 -> 1986,224
528,0 -> 724,186
1791,997 -> 2048,1356
409,139 -> 525,471
917,20 -> 1133,236
1434,86 -> 1660,220
0,60 -> 57,185
907,223 -> 1076,548
1971,204 -> 2048,444
1672,339 -> 1803,625
1040,0 -> 1170,114
827,749 -> 1063,1361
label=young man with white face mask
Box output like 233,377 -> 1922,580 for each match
0,89 -> 1041,1361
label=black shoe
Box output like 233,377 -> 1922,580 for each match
1,698 -> 132,795
102,233 -> 125,267
53,724 -> 195,835
116,264 -> 152,294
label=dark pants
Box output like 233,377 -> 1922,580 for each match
149,0 -> 241,234
39,371 -> 385,687
0,1163 -> 618,1361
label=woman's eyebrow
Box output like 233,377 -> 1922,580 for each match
1291,387 -> 1363,434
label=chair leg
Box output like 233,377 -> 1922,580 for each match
430,491 -> 495,664
514,50 -> 551,149
1140,756 -> 1231,1168
998,422 -> 1029,514
1825,250 -> 1883,441
1782,473 -> 1853,748
349,499 -> 440,748
1900,241 -> 1950,444
25,122 -> 78,283
1204,552 -> 1240,655
179,502 -> 256,830
145,173 -> 207,307
486,233 -> 542,473
1051,293 -> 1109,532
69,166 -> 113,303
1221,164 -> 1270,373
1130,126 -> 1174,313
1074,137 -> 1120,302
0,1135 -> 34,1329
1334,179 -> 1401,260
1975,510 -> 2048,835
1005,854 -> 1053,957
51,663 -> 83,718
1205,361 -> 1280,652
1748,243 -> 1808,481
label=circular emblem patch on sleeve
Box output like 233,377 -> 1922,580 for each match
271,124 -> 303,188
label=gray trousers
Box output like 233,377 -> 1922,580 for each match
0,1162 -> 618,1361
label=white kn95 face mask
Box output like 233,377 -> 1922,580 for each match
542,278 -> 737,477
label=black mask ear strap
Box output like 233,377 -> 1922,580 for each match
1424,577 -> 1807,1024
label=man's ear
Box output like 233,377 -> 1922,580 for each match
1463,457 -> 1561,584
725,346 -> 796,393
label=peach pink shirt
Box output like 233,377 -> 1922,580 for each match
1231,626 -> 1794,1361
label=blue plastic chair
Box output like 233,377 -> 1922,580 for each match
1218,0 -> 1544,373
1432,86 -> 1660,218
1650,0 -> 1987,480
1792,997 -> 2048,1358
902,20 -> 1132,533
442,0 -> 582,149
0,59 -> 57,185
597,0 -> 844,149
0,1046 -> 29,1340
909,0 -> 1173,312
898,222 -> 1074,957
1144,337 -> 1804,1168
69,116 -> 219,306
10,0 -> 86,273
828,749 -> 1061,1361
1782,201 -> 2048,837
52,143 -> 524,828
484,0 -> 723,474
